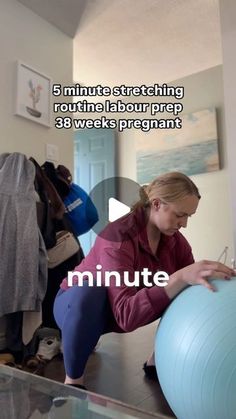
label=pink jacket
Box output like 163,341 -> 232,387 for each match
61,208 -> 194,332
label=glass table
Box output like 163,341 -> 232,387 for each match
0,365 -> 171,419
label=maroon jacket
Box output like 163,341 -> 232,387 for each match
61,208 -> 194,332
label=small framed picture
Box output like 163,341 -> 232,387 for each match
15,61 -> 52,127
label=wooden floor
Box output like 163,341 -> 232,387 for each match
43,321 -> 175,418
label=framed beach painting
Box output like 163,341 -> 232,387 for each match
15,61 -> 52,127
136,107 -> 219,184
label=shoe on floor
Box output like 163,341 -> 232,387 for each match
0,353 -> 15,364
36,327 -> 60,341
143,362 -> 158,381
0,353 -> 22,369
36,336 -> 61,361
25,355 -> 47,369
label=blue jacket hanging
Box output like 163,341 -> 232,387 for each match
63,183 -> 98,236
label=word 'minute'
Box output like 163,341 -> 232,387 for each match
68,265 -> 169,287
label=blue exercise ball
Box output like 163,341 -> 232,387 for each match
155,278 -> 236,419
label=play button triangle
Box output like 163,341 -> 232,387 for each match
108,197 -> 130,222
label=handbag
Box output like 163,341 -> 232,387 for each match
47,230 -> 80,269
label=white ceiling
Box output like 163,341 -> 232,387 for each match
74,0 -> 222,86
17,0 -> 222,86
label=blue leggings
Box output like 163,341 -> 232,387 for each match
53,283 -> 109,378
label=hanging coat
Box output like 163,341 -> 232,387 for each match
0,153 -> 47,316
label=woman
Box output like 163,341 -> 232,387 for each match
53,172 -> 234,389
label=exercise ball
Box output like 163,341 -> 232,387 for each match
155,278 -> 236,419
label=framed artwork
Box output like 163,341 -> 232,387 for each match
15,61 -> 52,127
136,107 -> 220,184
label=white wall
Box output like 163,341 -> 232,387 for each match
0,0 -> 73,169
118,66 -> 234,262
219,0 -> 236,255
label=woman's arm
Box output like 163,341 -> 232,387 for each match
99,239 -> 235,332
101,246 -> 171,332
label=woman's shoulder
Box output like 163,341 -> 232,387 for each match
96,209 -> 142,244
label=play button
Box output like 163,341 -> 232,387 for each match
89,176 -> 148,241
108,198 -> 130,222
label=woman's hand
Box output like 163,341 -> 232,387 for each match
165,260 -> 236,299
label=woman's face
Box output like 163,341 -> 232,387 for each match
150,194 -> 199,235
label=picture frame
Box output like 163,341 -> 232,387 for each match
136,107 -> 220,184
15,61 -> 52,127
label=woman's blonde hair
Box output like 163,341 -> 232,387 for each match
133,172 -> 200,209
